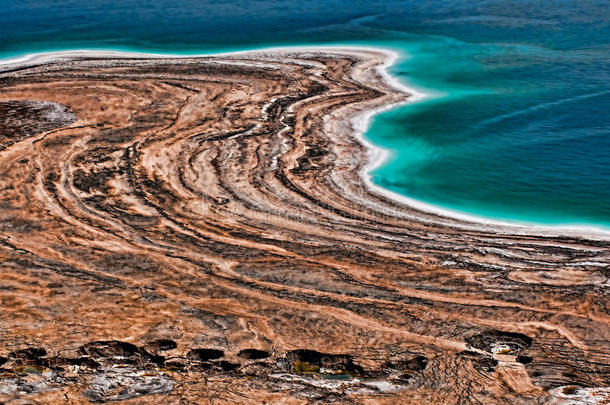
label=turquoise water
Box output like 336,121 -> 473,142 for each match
1,1 -> 609,228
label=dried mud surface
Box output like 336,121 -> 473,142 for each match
0,49 -> 608,404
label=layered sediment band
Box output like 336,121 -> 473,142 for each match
0,48 -> 608,403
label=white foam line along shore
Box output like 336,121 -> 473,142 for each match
2,46 -> 609,239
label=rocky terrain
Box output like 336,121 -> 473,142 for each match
0,49 -> 608,404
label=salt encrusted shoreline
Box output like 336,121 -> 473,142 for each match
339,47 -> 610,240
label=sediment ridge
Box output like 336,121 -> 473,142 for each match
0,48 -> 608,404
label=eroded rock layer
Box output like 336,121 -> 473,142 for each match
0,50 -> 608,404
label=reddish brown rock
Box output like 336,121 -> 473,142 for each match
0,49 -> 608,404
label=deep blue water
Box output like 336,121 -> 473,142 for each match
1,0 -> 609,227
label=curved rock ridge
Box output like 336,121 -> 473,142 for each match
0,49 -> 608,404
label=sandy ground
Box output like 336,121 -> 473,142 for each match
0,48 -> 608,404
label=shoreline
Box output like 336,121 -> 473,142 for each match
346,48 -> 610,240
2,46 -> 610,240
